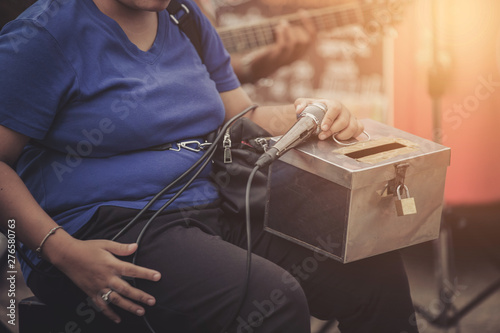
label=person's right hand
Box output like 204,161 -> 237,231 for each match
48,237 -> 161,324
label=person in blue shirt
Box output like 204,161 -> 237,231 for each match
0,0 -> 418,332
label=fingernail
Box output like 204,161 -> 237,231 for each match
153,273 -> 161,280
136,308 -> 145,316
114,318 -> 121,324
147,298 -> 155,306
321,124 -> 329,131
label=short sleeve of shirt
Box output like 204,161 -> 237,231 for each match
184,0 -> 240,92
0,19 -> 79,139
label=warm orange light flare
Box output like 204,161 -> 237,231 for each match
394,0 -> 500,205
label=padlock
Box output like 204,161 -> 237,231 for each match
395,184 -> 417,216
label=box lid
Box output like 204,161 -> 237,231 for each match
271,118 -> 451,189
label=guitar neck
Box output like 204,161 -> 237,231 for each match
217,2 -> 366,54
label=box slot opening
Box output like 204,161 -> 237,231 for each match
345,142 -> 407,159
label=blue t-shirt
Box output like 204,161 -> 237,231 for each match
0,0 -> 240,279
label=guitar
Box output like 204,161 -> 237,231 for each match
216,1 -> 407,54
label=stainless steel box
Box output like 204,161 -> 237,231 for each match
264,119 -> 451,263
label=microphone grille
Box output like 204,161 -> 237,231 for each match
298,102 -> 326,133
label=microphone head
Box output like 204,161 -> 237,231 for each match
298,102 -> 326,135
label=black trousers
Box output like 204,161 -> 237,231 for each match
28,205 -> 419,333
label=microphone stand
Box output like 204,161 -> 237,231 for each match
411,0 -> 460,329
413,1 -> 500,330
429,0 -> 458,326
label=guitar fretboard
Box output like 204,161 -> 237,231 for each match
217,2 -> 367,54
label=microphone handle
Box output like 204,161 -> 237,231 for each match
272,115 -> 318,154
254,103 -> 326,169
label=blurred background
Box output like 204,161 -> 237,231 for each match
1,0 -> 499,332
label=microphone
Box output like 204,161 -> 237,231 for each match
255,102 -> 326,168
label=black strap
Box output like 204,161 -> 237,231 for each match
166,0 -> 204,61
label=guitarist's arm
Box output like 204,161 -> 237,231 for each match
232,11 -> 316,84
194,0 -> 316,84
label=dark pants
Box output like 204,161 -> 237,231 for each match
28,205 -> 419,333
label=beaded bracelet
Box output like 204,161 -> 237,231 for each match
35,226 -> 63,258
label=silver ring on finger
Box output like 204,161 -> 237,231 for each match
101,289 -> 114,304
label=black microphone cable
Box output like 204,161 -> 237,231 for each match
218,164 -> 259,333
137,164 -> 259,333
111,104 -> 258,242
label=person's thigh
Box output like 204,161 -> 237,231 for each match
223,217 -> 419,333
133,222 -> 310,333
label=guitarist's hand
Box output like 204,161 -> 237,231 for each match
234,10 -> 315,83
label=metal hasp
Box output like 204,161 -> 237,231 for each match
387,163 -> 410,195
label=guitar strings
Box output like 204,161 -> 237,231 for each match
217,5 -> 380,53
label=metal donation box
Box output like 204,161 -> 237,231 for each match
264,119 -> 451,263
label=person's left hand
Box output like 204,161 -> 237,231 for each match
294,98 -> 364,141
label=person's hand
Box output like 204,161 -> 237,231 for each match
294,98 -> 364,141
237,10 -> 316,83
49,238 -> 161,324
